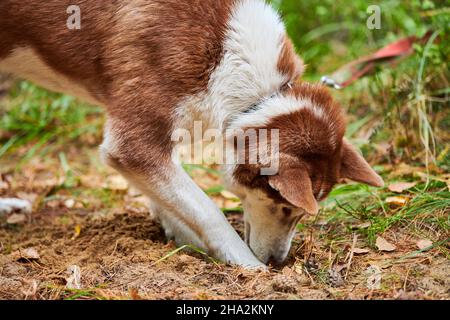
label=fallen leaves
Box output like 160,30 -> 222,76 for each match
388,181 -> 417,193
376,236 -> 396,252
416,239 -> 433,250
17,247 -> 40,261
385,181 -> 416,208
6,213 -> 27,224
352,248 -> 370,254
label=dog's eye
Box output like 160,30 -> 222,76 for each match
282,207 -> 292,217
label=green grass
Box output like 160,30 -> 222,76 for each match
322,178 -> 449,245
64,289 -> 107,301
0,81 -> 103,162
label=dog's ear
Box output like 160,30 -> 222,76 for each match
268,168 -> 319,215
340,139 -> 384,187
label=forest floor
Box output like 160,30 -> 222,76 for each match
0,143 -> 448,300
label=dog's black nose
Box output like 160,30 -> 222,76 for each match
267,255 -> 285,267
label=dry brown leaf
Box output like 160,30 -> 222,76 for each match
64,198 -> 76,208
376,236 -> 396,252
352,248 -> 370,254
21,248 -> 40,260
416,239 -> 433,250
6,213 -> 26,224
385,196 -> 408,207
351,222 -> 371,229
388,181 -> 417,193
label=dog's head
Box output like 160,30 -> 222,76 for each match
225,82 -> 383,264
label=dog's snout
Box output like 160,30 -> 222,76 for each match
267,255 -> 280,266
267,253 -> 288,266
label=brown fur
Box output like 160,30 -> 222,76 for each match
277,36 -> 304,83
0,0 -> 237,177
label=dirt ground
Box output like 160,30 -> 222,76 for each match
0,146 -> 449,300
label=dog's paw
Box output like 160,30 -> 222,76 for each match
0,198 -> 32,215
242,263 -> 269,272
222,251 -> 267,271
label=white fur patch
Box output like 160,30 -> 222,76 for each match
228,95 -> 328,130
175,0 -> 288,133
175,0 -> 328,142
0,47 -> 102,106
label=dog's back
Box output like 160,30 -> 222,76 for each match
0,0 -> 237,108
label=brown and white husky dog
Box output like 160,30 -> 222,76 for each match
0,0 -> 383,268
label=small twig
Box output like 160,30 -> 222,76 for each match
303,267 -> 316,286
305,209 -> 322,263
345,233 -> 358,280
403,266 -> 411,292
110,239 -> 120,256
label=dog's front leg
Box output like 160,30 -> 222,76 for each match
100,124 -> 263,268
120,162 -> 263,268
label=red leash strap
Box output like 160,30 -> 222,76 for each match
321,31 -> 434,89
